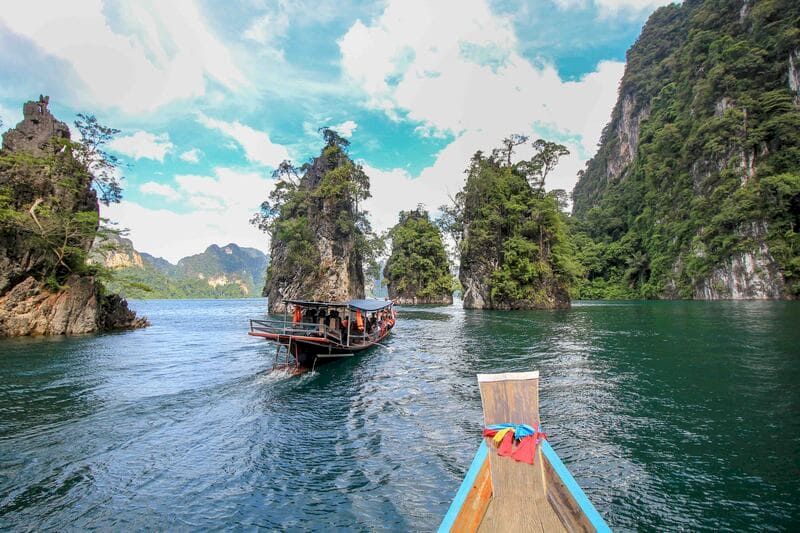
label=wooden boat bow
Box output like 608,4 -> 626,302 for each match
439,371 -> 610,532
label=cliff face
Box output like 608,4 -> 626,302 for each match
0,97 -> 147,336
263,141 -> 367,312
383,208 -> 454,305
572,0 -> 800,299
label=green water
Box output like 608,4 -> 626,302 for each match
0,299 -> 798,530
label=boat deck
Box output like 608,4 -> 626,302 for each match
479,491 -> 566,532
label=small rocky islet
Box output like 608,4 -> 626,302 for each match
0,98 -> 146,336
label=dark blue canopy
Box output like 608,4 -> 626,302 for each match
283,298 -> 392,311
347,299 -> 393,311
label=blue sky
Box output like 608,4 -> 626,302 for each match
0,0 -> 670,262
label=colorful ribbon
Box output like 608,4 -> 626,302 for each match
483,423 -> 547,465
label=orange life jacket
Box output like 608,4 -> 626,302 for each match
293,307 -> 302,323
355,311 -> 364,331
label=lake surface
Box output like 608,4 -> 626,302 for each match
0,299 -> 798,531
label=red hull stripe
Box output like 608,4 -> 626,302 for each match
248,332 -> 331,343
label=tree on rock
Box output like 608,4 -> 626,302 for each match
383,206 -> 455,305
253,128 -> 380,313
449,136 -> 580,310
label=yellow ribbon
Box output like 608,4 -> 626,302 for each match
493,427 -> 513,445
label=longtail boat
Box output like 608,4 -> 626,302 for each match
439,371 -> 610,532
249,299 -> 395,373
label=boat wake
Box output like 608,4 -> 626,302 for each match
255,366 -> 317,384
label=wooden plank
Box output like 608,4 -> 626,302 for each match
541,441 -> 611,533
477,371 -> 566,533
451,457 -> 493,533
438,441 -> 491,533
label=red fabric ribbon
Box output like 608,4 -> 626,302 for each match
497,431 -> 514,456
482,426 -> 547,465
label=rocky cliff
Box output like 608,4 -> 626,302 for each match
571,0 -> 800,299
383,207 -> 454,305
262,134 -> 369,313
0,97 -> 147,336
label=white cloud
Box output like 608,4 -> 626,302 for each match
0,0 -> 248,113
179,148 -> 202,163
104,167 -> 274,261
197,114 -> 290,166
103,201 -> 269,263
0,103 -> 21,130
340,1 -> 624,155
244,8 -> 290,47
340,0 -> 627,227
140,181 -> 180,201
108,131 -> 174,161
332,120 -> 358,138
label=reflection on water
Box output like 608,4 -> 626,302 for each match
0,298 -> 798,530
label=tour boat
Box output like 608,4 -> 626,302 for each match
249,299 -> 395,373
439,371 -> 610,532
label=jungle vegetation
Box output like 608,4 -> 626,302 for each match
383,206 -> 455,301
570,0 -> 800,298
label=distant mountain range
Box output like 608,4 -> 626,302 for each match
92,237 -> 269,299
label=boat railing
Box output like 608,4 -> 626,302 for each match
250,317 -> 384,347
249,318 -> 321,336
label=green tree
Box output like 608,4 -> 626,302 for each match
73,114 -> 125,205
454,136 -> 577,308
384,206 -> 455,301
570,0 -> 800,298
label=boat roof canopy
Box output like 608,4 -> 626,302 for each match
283,298 -> 392,312
346,299 -> 393,311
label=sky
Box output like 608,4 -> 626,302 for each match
0,0 -> 672,262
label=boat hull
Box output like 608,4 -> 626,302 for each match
249,329 -> 391,369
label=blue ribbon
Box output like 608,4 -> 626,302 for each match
486,423 -> 541,439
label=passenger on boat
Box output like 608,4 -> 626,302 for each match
340,316 -> 350,338
303,308 -> 317,326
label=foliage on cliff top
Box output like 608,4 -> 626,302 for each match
571,0 -> 800,298
252,128 -> 381,288
441,136 -> 580,307
383,206 -> 455,300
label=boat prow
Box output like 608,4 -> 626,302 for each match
439,371 -> 610,532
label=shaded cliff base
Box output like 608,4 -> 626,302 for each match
390,295 -> 454,306
0,275 -> 148,337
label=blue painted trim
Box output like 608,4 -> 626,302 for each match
438,440 -> 489,533
541,440 -> 611,533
